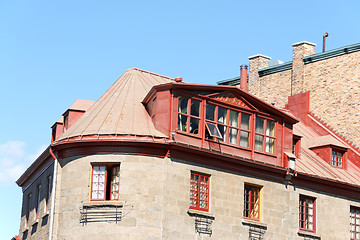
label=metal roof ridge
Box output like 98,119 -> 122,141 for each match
126,67 -> 175,81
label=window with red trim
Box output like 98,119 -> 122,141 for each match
332,149 -> 343,167
178,96 -> 201,135
91,164 -> 120,201
351,207 -> 360,240
205,104 -> 251,146
299,195 -> 316,232
244,184 -> 261,220
292,136 -> 301,158
190,172 -> 210,211
255,117 -> 276,153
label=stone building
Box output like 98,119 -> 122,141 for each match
17,67 -> 360,239
218,41 -> 360,148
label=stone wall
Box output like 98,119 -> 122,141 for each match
20,153 -> 360,239
19,163 -> 54,240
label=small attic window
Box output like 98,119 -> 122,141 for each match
331,149 -> 343,167
64,114 -> 69,131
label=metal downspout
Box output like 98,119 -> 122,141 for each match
48,148 -> 58,240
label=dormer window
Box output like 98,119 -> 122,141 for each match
255,117 -> 276,154
308,135 -> 347,169
178,96 -> 201,135
331,149 -> 343,167
64,114 -> 69,131
176,94 -> 280,155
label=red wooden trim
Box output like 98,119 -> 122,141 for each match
299,195 -> 316,232
190,172 -> 210,212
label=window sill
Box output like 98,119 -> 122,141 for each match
42,210 -> 49,218
254,150 -> 276,157
187,209 -> 215,220
242,219 -> 267,229
298,230 -> 321,239
22,227 -> 29,233
31,219 -> 39,226
176,131 -> 202,140
84,201 -> 123,207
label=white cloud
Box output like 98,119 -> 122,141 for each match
0,141 -> 47,184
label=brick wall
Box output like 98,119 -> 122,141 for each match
248,42 -> 360,146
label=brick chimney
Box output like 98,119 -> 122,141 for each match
291,41 -> 316,95
248,54 -> 271,96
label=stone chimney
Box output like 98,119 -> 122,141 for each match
248,54 -> 271,96
291,41 -> 316,95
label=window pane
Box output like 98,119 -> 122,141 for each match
240,131 -> 249,147
255,118 -> 264,134
178,115 -> 187,132
206,104 -> 215,121
266,120 -> 276,136
218,107 -> 227,124
241,113 -> 250,130
205,122 -> 222,138
218,125 -> 227,141
191,100 -> 200,117
266,137 -> 275,153
255,134 -> 264,151
190,118 -> 200,135
178,97 -> 188,114
229,110 -> 238,127
228,128 -> 238,144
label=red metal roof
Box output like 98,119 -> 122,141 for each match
294,120 -> 360,185
56,68 -> 175,142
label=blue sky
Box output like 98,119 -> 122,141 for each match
1,0 -> 360,238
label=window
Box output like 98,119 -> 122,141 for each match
63,114 -> 69,131
190,172 -> 210,211
45,175 -> 52,212
332,150 -> 343,167
299,196 -> 316,232
205,103 -> 251,146
244,184 -> 261,220
35,184 -> 41,220
255,117 -> 276,153
292,136 -> 301,158
91,164 -> 120,201
25,193 -> 31,227
351,207 -> 360,240
178,96 -> 201,135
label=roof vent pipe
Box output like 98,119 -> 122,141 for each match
323,32 -> 329,52
240,65 -> 248,91
175,77 -> 182,83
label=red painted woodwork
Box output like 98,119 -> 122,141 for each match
299,195 -> 316,232
63,110 -> 86,132
189,172 -> 210,212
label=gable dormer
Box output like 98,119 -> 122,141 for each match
62,99 -> 95,132
143,82 -> 298,167
309,135 -> 348,169
51,117 -> 64,143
